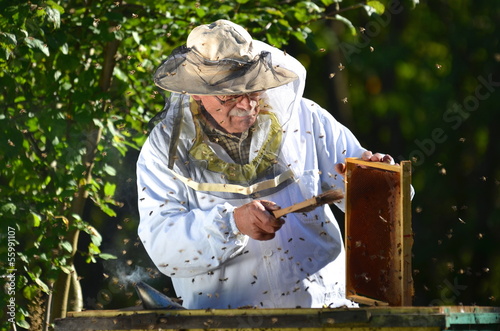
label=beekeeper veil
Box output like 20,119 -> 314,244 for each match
148,20 -> 307,199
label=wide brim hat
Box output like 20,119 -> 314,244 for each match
153,20 -> 298,95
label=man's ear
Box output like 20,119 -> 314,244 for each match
192,95 -> 201,101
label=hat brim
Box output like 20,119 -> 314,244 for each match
153,47 -> 298,95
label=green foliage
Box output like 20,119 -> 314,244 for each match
0,1 -> 377,329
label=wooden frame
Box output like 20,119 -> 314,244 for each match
344,158 -> 413,306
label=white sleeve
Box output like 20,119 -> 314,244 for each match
136,138 -> 248,278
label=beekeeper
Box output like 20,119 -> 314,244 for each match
137,19 -> 394,309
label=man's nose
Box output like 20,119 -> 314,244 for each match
235,94 -> 255,109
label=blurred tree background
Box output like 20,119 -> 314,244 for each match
0,0 -> 498,330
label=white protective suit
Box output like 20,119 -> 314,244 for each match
137,40 -> 366,309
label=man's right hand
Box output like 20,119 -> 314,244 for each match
234,200 -> 285,241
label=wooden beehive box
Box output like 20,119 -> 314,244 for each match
345,157 -> 413,306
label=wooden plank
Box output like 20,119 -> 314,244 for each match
342,158 -> 404,172
57,308 -> 371,330
57,307 -> 500,331
400,161 -> 414,305
347,294 -> 389,306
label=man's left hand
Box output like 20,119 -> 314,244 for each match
334,150 -> 395,175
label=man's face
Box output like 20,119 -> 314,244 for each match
193,92 -> 262,134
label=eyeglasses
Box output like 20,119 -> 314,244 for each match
213,92 -> 262,106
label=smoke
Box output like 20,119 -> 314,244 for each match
104,260 -> 156,288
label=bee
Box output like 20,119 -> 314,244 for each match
338,63 -> 345,71
329,73 -> 336,79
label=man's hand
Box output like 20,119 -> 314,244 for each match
360,150 -> 395,164
234,200 -> 285,241
335,150 -> 395,175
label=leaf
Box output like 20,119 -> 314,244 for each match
24,37 -> 50,56
60,43 -> 68,54
99,203 -> 117,217
365,1 -> 386,15
86,225 -> 103,246
45,6 -> 61,29
113,67 -> 129,82
17,318 -> 31,329
319,0 -> 339,5
88,242 -> 101,255
99,253 -> 117,260
35,277 -> 50,293
60,240 -> 73,253
29,212 -> 41,227
60,265 -> 73,274
132,31 -> 141,45
334,14 -> 357,35
103,164 -> 117,176
0,32 -> 17,46
104,182 -> 116,197
23,285 -> 40,301
46,0 -> 65,14
1,203 -> 17,215
54,215 -> 69,229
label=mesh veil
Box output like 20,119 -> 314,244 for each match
147,40 -> 308,200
